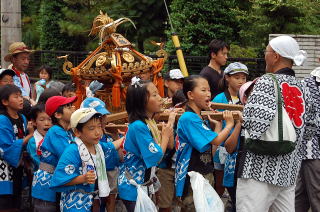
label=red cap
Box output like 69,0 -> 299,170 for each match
45,96 -> 77,116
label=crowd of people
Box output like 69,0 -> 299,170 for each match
0,34 -> 319,212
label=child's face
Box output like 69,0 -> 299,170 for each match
33,112 -> 52,136
39,69 -> 50,81
212,47 -> 228,67
187,78 -> 211,110
56,104 -> 76,124
62,104 -> 76,123
2,92 -> 24,111
139,72 -> 151,81
0,75 -> 14,86
165,79 -> 183,98
63,91 -> 76,98
226,73 -> 247,92
76,118 -> 103,145
145,83 -> 162,114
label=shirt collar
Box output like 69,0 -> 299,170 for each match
12,66 -> 20,75
274,67 -> 295,77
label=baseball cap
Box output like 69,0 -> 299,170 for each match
164,69 -> 184,80
80,97 -> 110,115
45,96 -> 77,116
224,62 -> 249,75
0,69 -> 15,78
70,108 -> 101,129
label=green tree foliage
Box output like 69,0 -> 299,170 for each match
57,0 -> 167,52
236,0 -> 320,53
165,0 -> 240,56
21,0 -> 320,57
39,0 -> 86,51
21,0 -> 41,49
116,0 -> 167,51
58,0 -> 123,51
165,0 -> 320,56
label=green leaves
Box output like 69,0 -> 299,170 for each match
166,0 -> 239,55
21,0 -> 320,57
236,0 -> 320,50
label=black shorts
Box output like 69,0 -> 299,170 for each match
0,195 -> 15,210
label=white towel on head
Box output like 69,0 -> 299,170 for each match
269,35 -> 307,66
310,67 -> 320,82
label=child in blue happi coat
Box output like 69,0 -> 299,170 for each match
175,75 -> 235,211
212,62 -> 247,211
81,97 -> 122,212
32,95 -> 77,211
27,104 -> 52,171
0,84 -> 34,211
50,107 -> 119,211
118,77 -> 177,212
157,89 -> 187,211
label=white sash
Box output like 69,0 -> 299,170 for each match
74,137 -> 110,197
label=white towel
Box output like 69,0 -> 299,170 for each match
75,137 -> 110,197
269,35 -> 307,66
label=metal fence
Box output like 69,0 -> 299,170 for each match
27,50 -> 266,81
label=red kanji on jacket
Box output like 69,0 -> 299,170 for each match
281,82 -> 305,128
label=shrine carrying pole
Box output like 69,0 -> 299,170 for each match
163,0 -> 188,77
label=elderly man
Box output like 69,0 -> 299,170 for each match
236,35 -> 308,211
4,42 -> 34,101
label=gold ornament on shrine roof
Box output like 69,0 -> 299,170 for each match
59,11 -> 167,111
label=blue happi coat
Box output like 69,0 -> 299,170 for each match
50,142 -> 118,211
213,92 -> 241,187
100,134 -> 120,170
32,125 -> 74,202
175,111 -> 217,197
0,114 -> 27,195
118,120 -> 163,201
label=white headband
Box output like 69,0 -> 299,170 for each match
269,35 -> 307,66
310,67 -> 320,82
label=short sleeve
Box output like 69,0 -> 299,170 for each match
131,121 -> 163,168
27,137 -> 40,167
0,115 -> 24,167
101,142 -> 120,170
42,127 -> 71,159
180,113 -> 217,152
50,145 -> 82,192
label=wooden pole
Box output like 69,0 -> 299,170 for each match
106,111 -> 128,122
103,103 -> 243,123
104,111 -> 240,131
157,111 -> 240,121
210,103 -> 244,111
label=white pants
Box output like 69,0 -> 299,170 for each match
236,178 -> 295,212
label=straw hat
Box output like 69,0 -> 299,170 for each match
4,42 -> 34,62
